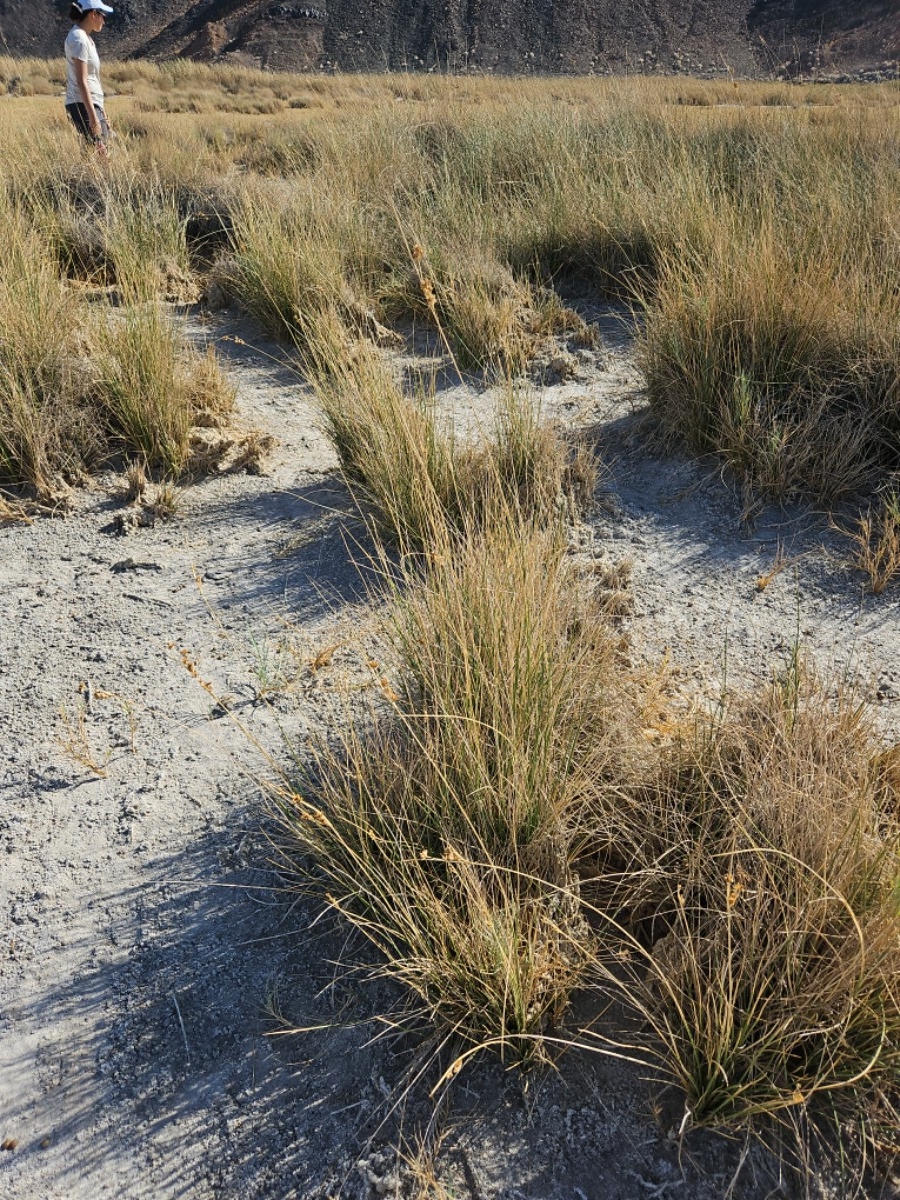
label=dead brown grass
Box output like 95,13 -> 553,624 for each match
580,659 -> 900,1160
846,490 -> 900,594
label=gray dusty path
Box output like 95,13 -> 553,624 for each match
1,305 -> 897,1200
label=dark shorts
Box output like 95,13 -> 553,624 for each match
65,102 -> 110,144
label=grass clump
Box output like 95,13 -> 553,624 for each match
103,177 -> 196,300
219,185 -> 361,345
96,303 -> 191,474
0,201 -> 233,492
24,170 -> 197,299
383,245 -> 593,376
96,290 -> 234,475
639,116 -> 900,502
0,205 -> 97,498
846,489 -> 900,595
282,515 -> 634,1063
308,319 -> 594,551
0,171 -> 231,494
583,659 -> 900,1162
642,239 -> 900,501
309,328 -> 460,550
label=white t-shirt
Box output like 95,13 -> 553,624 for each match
64,26 -> 104,107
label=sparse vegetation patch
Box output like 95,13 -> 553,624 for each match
3,65 -> 900,1192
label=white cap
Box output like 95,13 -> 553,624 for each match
75,0 -> 115,13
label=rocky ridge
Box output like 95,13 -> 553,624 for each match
1,0 -> 896,77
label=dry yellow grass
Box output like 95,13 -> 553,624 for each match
5,67 -> 891,500
846,491 -> 900,594
3,63 -> 900,1182
279,509 -> 639,1065
580,659 -> 900,1145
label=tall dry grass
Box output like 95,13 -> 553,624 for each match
215,183 -> 358,343
0,198 -> 98,497
281,512 -> 637,1063
581,661 -> 900,1156
285,223 -> 900,1176
640,116 -> 900,500
96,298 -> 233,474
4,71 -> 898,502
0,168 -> 233,490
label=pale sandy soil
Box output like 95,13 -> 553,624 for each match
1,300 -> 898,1200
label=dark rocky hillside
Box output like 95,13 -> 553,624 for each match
748,0 -> 899,76
1,0 -> 896,76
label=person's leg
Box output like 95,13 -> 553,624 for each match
65,102 -> 110,147
65,102 -> 94,142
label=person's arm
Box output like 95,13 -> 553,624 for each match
73,57 -> 104,140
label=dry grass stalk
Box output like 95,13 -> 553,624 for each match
755,540 -> 801,592
146,481 -> 181,521
847,491 -> 900,594
0,493 -> 34,524
121,461 -> 148,504
58,702 -> 110,778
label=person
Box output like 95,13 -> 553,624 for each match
64,0 -> 115,156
